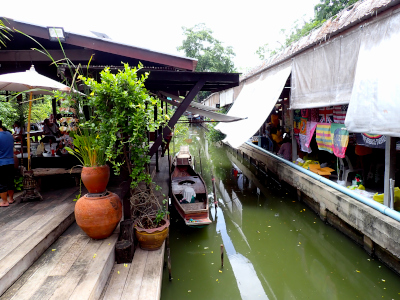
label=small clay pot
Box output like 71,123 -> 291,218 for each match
134,218 -> 170,251
81,165 -> 110,193
75,191 -> 122,239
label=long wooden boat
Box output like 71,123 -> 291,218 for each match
171,146 -> 211,227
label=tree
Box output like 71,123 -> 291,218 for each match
255,0 -> 357,61
177,23 -> 236,73
315,0 -> 359,21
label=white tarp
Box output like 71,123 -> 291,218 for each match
345,11 -> 400,137
291,29 -> 361,109
216,62 -> 292,148
160,98 -> 243,122
219,88 -> 234,107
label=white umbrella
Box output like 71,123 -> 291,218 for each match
0,65 -> 73,170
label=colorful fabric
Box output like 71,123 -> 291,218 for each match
319,106 -> 334,123
333,105 -> 348,124
310,108 -> 319,122
305,121 -> 318,148
299,134 -> 312,153
331,123 -> 349,158
316,123 -> 333,153
300,118 -> 307,135
301,109 -> 309,119
294,109 -> 302,123
356,133 -> 386,149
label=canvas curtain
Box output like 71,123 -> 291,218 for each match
291,29 -> 361,109
345,10 -> 400,137
215,62 -> 292,149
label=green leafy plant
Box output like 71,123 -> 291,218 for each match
80,63 -> 166,188
14,176 -> 23,192
65,127 -> 106,167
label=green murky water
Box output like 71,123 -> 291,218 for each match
161,125 -> 400,300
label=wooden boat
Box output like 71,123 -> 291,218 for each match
171,146 -> 211,227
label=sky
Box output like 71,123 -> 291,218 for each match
2,0 -> 320,72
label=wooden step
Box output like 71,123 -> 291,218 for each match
1,223 -> 119,300
100,243 -> 165,300
0,187 -> 79,296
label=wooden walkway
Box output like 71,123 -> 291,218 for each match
100,150 -> 170,300
0,149 -> 170,300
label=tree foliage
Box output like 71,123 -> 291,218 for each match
80,63 -> 167,188
255,0 -> 358,60
314,0 -> 359,21
177,23 -> 236,73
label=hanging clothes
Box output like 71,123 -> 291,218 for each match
319,106 -> 334,123
333,105 -> 348,124
331,123 -> 349,158
316,123 -> 333,153
305,121 -> 318,148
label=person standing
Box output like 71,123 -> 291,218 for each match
0,120 -> 15,206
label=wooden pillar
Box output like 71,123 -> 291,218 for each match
52,98 -> 57,120
290,109 -> 297,161
154,104 -> 159,172
384,137 -> 396,207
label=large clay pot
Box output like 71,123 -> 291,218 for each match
134,218 -> 170,251
81,165 -> 110,193
75,191 -> 122,239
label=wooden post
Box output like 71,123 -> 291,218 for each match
198,148 -> 203,175
290,108 -> 297,161
220,244 -> 224,268
115,219 -> 135,264
384,137 -> 396,207
212,174 -> 217,209
155,104 -> 160,172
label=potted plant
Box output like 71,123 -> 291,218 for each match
66,127 -> 109,193
79,63 -> 170,249
65,127 -> 122,240
132,185 -> 169,250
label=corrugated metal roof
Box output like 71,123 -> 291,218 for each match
242,0 -> 399,81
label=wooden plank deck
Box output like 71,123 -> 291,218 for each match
100,149 -> 170,300
0,148 -> 170,300
0,187 -> 79,297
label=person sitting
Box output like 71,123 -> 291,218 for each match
278,137 -> 292,161
41,118 -> 60,145
12,121 -> 24,143
270,127 -> 283,150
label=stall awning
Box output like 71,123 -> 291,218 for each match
160,98 -> 244,122
220,88 -> 234,107
215,62 -> 292,148
345,10 -> 400,137
290,29 -> 361,109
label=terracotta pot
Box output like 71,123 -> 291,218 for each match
134,218 -> 170,251
75,191 -> 122,239
81,165 -> 110,193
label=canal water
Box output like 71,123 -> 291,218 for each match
161,125 -> 400,300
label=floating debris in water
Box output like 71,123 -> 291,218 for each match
204,247 -> 209,249
52,249 -> 56,251
188,290 -> 191,293
219,270 -> 222,273
275,213 -> 279,217
356,270 -> 360,273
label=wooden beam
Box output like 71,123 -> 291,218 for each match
0,49 -> 96,62
149,77 -> 206,158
